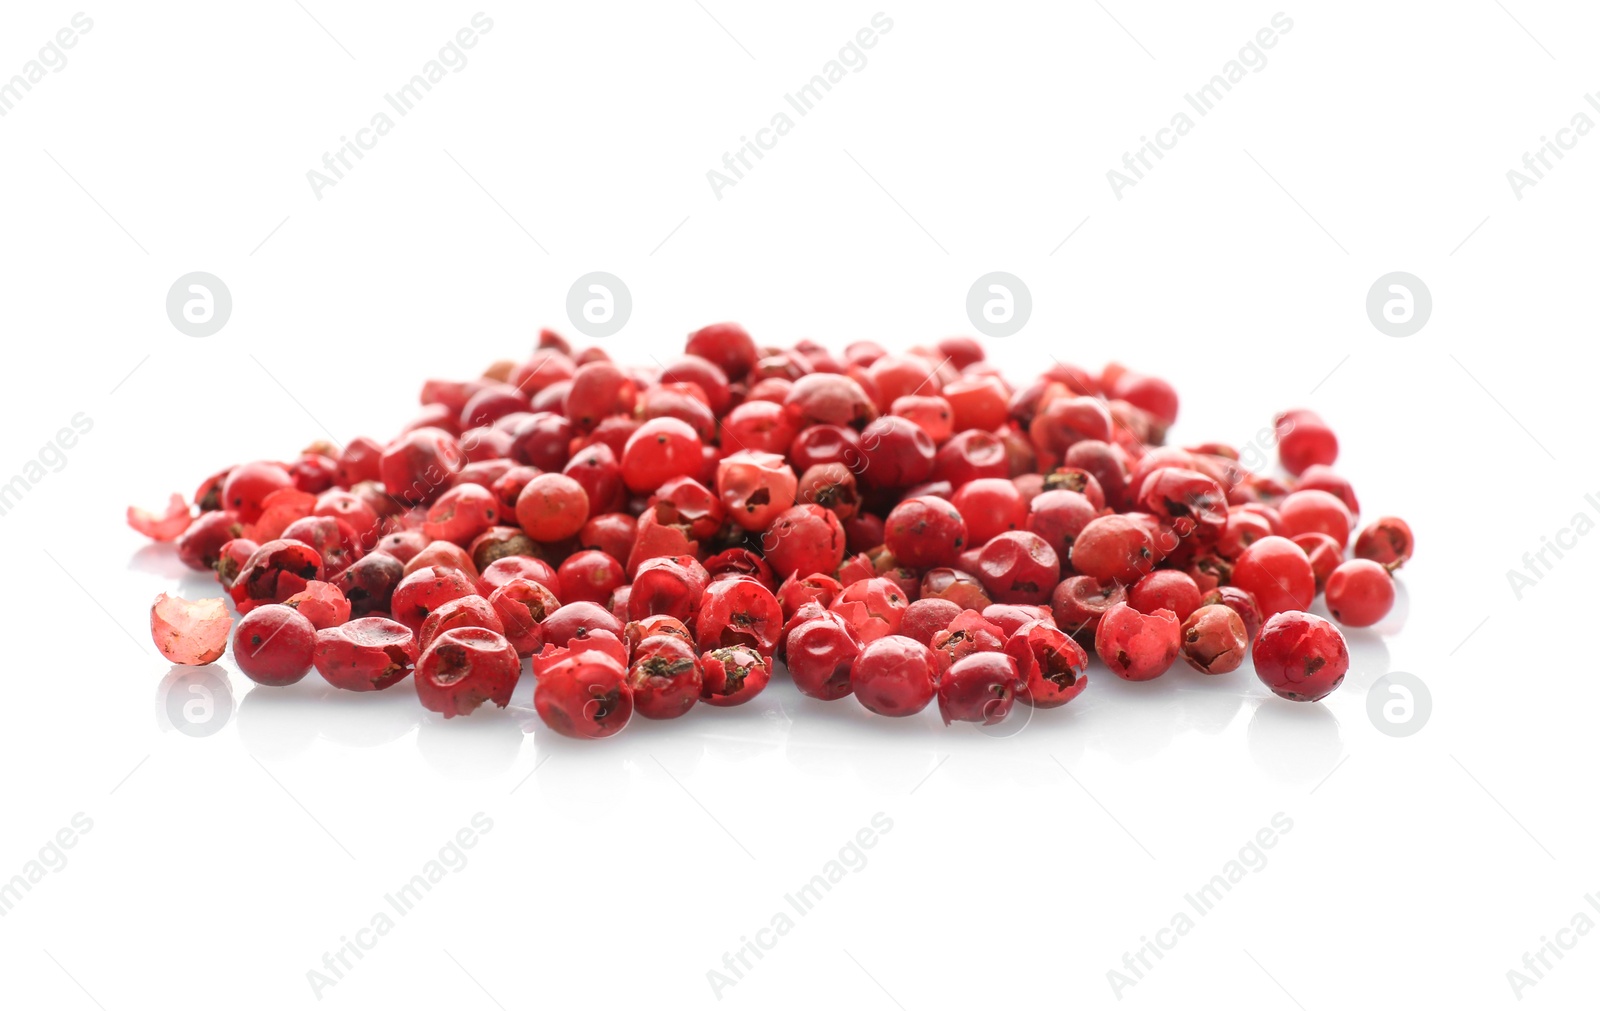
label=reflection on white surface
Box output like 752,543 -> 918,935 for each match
1246,699 -> 1343,785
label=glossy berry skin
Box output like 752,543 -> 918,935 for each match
1050,575 -> 1127,639
1325,559 -> 1395,627
1231,536 -> 1316,618
700,646 -> 771,706
1026,489 -> 1098,559
621,417 -> 704,493
849,635 -> 938,717
175,510 -> 243,571
515,474 -> 589,542
629,555 -> 710,621
1276,413 -> 1338,476
1094,602 -> 1180,681
1278,489 -> 1352,549
930,610 -> 1007,674
233,604 -> 317,686
1199,586 -> 1263,642
390,565 -> 478,635
1071,515 -> 1156,584
1128,570 -> 1201,622
858,416 -> 936,489
1179,604 -> 1249,675
557,549 -> 626,605
695,578 -> 784,656
535,652 -> 633,736
762,504 -> 847,579
313,617 -> 416,691
975,531 -> 1059,605
937,652 -> 1022,726
542,601 -> 625,646
1291,532 -> 1343,595
479,555 -> 561,598
1004,619 -> 1088,708
221,461 -> 293,523
1354,516 -> 1414,572
950,478 -> 1027,548
626,635 -> 703,719
981,603 -> 1053,638
883,496 -> 967,569
415,627 -> 521,717
784,610 -> 863,701
1252,611 -> 1349,702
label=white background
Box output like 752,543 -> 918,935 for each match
1,2 -> 1595,1008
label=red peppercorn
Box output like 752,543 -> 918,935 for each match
975,530 -> 1059,605
1070,514 -> 1155,584
1094,602 -> 1180,681
1275,410 -> 1338,476
150,593 -> 230,666
515,473 -> 590,542
699,646 -> 771,706
626,635 -> 703,719
850,635 -> 937,717
785,610 -> 863,701
533,648 -> 632,735
1178,604 -> 1248,674
762,503 -> 847,579
1128,570 -> 1202,622
417,594 -> 505,652
1252,610 -> 1349,702
1354,516 -> 1414,572
487,577 -> 560,656
416,627 -> 521,717
695,578 -> 784,656
283,580 -> 352,630
233,604 -> 318,686
830,577 -> 910,643
1198,585 -> 1263,642
1004,619 -> 1088,708
937,651 -> 1022,726
883,495 -> 967,569
1325,559 -> 1395,627
1049,575 -> 1126,639
1231,536 -> 1316,618
390,565 -> 478,635
313,617 -> 416,691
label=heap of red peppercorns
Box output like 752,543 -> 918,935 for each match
132,324 -> 1414,737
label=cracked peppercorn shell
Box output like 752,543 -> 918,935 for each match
1094,602 -> 1180,682
313,617 -> 416,692
415,627 -> 521,718
1179,604 -> 1249,675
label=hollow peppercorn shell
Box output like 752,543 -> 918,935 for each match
150,593 -> 231,666
414,627 -> 521,717
313,617 -> 416,691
